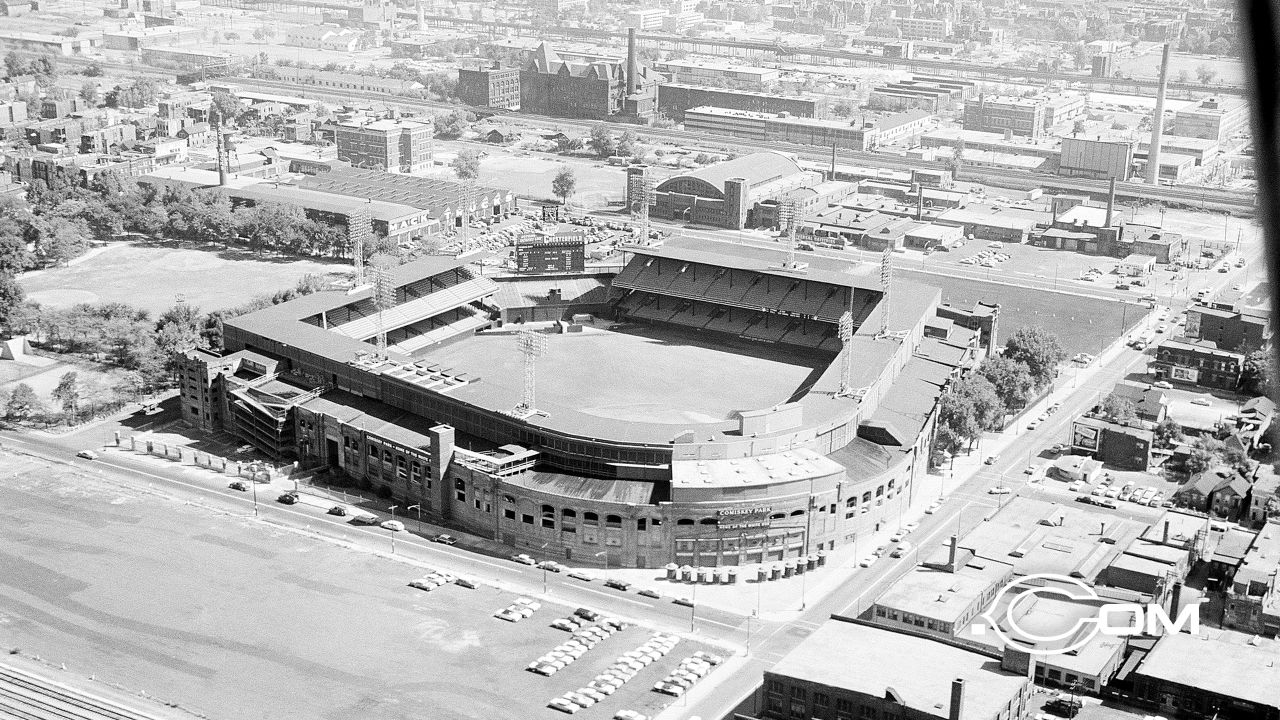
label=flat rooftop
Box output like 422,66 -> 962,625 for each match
627,234 -> 884,291
874,560 -> 1012,625
962,497 -> 1146,581
1138,630 -> 1280,709
770,622 -> 1029,719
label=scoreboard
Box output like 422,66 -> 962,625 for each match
515,234 -> 585,274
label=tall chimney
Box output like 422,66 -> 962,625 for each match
1169,581 -> 1183,623
916,184 -> 925,221
829,142 -> 837,180
626,27 -> 639,96
1145,43 -> 1171,185
948,534 -> 958,572
949,679 -> 965,720
1105,177 -> 1115,227
1163,520 -> 1170,545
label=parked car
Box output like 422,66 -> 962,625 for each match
548,698 -> 580,714
988,486 -> 1013,495
1191,397 -> 1212,406
890,542 -> 913,558
574,607 -> 601,622
327,505 -> 347,516
432,534 -> 457,545
455,577 -> 477,589
277,492 -> 299,505
1153,381 -> 1173,389
638,588 -> 661,599
984,455 -> 999,465
76,450 -> 99,460
381,520 -> 405,532
859,555 -> 876,567
229,481 -> 248,491
510,553 -> 537,566
604,579 -> 632,591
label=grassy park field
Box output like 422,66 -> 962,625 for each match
17,242 -> 350,318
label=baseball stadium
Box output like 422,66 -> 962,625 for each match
180,235 -> 997,569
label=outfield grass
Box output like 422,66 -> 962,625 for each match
425,323 -> 830,424
17,242 -> 350,317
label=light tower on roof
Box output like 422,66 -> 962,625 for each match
511,327 -> 548,419
370,253 -> 397,359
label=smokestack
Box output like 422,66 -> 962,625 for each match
1145,43 -> 1171,185
1169,581 -> 1183,623
949,679 -> 965,720
948,534 -> 958,572
829,142 -> 837,180
1163,520 -> 1170,544
916,184 -> 925,221
1105,177 -> 1115,227
626,27 -> 639,96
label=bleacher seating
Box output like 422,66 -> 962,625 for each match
334,276 -> 499,340
390,305 -> 492,354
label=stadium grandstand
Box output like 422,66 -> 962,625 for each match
179,236 -> 997,569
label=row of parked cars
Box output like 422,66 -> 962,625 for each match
1069,476 -> 1171,508
546,634 -> 685,714
408,570 -> 477,592
652,651 -> 723,697
529,617 -> 625,678
494,597 -> 542,623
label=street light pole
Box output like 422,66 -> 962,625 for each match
388,505 -> 398,554
251,477 -> 258,517
595,550 -> 608,575
407,504 -> 422,533
541,541 -> 550,595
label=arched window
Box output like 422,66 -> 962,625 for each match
862,492 -> 872,503
561,508 -> 576,519
770,512 -> 786,520
790,509 -> 805,517
541,504 -> 555,517
676,518 -> 695,526
584,512 -> 599,526
699,518 -> 718,525
875,485 -> 884,497
503,494 -> 516,504
454,478 -> 466,490
605,514 -> 622,529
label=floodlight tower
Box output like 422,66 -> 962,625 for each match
512,327 -> 547,418
460,180 -> 481,253
627,169 -> 655,245
779,199 -> 800,269
370,254 -> 398,358
350,200 -> 373,286
836,310 -> 855,397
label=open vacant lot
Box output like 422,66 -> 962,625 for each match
17,243 -> 349,317
899,270 -> 1145,358
0,453 -> 707,720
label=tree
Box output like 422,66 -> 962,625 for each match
4,51 -> 25,77
5,383 -> 41,421
109,78 -> 158,109
451,149 -> 481,181
82,61 -> 103,77
34,216 -> 89,266
955,374 -> 1003,432
616,129 -> 640,159
1241,349 -> 1274,396
1003,327 -> 1066,387
1195,64 -> 1218,86
78,80 -> 98,104
0,196 -> 34,275
1186,446 -> 1217,475
0,274 -> 24,327
587,124 -> 616,158
978,354 -> 1035,413
1154,419 -> 1183,448
434,109 -> 469,138
52,370 -> 80,416
1175,69 -> 1190,84
210,91 -> 242,125
1101,394 -> 1138,425
1072,119 -> 1086,136
832,101 -> 855,118
552,166 -> 577,205
865,22 -> 901,38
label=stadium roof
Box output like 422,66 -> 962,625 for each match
626,235 -> 883,291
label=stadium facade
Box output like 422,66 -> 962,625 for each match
179,237 -> 996,568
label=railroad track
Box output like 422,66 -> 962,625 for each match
0,665 -> 168,720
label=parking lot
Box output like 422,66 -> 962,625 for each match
0,453 -> 716,720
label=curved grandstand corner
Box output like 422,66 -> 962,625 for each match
177,235 -> 999,568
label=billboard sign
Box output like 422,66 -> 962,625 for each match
1170,366 -> 1200,383
1071,422 -> 1100,452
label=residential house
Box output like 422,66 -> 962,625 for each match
1177,466 -> 1251,519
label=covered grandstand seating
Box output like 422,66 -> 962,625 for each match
333,276 -> 499,340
